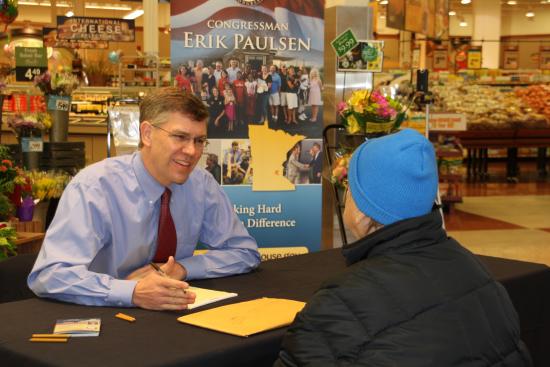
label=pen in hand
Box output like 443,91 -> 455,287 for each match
149,262 -> 168,277
149,262 -> 187,294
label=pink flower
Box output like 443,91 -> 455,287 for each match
337,101 -> 348,113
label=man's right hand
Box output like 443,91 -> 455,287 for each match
132,272 -> 196,311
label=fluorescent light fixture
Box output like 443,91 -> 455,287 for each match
379,0 -> 388,4
20,1 -> 69,7
525,11 -> 535,17
123,9 -> 144,20
507,0 -> 517,4
19,1 -> 131,10
459,20 -> 468,27
85,4 -> 132,11
460,0 -> 471,4
65,10 -> 74,17
449,10 -> 456,16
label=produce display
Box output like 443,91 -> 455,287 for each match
431,82 -> 549,130
514,85 -> 550,124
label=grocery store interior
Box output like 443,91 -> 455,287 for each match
0,0 -> 549,263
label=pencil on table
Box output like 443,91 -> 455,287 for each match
115,312 -> 136,322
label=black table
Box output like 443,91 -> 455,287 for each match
1,249 -> 549,367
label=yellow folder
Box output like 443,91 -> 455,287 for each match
177,297 -> 305,337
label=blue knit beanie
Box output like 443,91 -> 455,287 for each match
348,129 -> 438,225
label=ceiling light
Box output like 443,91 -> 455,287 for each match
379,0 -> 388,4
449,10 -> 456,16
123,9 -> 144,20
460,0 -> 471,4
507,0 -> 517,4
65,10 -> 74,17
459,20 -> 468,27
20,1 -> 131,10
525,11 -> 535,17
20,0 -> 69,7
85,4 -> 132,11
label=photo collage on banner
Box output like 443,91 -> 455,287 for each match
171,0 -> 325,258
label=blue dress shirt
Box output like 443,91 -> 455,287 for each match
28,152 -> 260,307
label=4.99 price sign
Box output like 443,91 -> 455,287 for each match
15,47 -> 48,82
331,29 -> 358,58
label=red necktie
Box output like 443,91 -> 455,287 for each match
153,188 -> 177,262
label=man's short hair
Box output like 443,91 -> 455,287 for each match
140,87 -> 208,126
139,88 -> 208,148
313,142 -> 321,149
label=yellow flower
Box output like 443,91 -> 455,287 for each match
42,114 -> 52,129
346,114 -> 362,134
348,90 -> 368,108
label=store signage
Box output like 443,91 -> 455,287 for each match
331,29 -> 358,57
47,96 -> 71,112
21,137 -> 44,153
432,49 -> 448,71
467,49 -> 482,69
43,27 -> 109,49
503,46 -> 519,70
540,47 -> 550,70
57,16 -> 135,42
14,47 -> 48,82
429,113 -> 466,131
337,40 -> 384,73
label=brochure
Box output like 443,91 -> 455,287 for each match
53,318 -> 101,337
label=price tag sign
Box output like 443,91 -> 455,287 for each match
331,29 -> 358,57
47,95 -> 71,111
15,47 -> 48,82
429,113 -> 467,131
21,137 -> 44,153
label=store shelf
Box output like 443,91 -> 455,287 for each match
439,174 -> 463,181
441,195 -> 463,204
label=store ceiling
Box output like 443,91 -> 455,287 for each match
449,0 -> 550,14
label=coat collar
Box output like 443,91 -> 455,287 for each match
341,210 -> 447,266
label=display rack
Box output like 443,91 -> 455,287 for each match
117,55 -> 171,98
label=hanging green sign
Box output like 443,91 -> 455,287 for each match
331,28 -> 358,57
15,47 -> 48,82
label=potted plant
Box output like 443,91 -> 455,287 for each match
83,55 -> 113,86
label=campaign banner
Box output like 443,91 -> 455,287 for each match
57,16 -> 135,42
172,0 -> 325,255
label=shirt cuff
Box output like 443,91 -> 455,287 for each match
106,279 -> 137,307
178,256 -> 205,280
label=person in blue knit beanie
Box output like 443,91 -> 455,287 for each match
275,129 -> 531,367
346,128 -> 438,232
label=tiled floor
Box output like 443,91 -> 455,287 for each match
334,162 -> 550,266
446,163 -> 550,266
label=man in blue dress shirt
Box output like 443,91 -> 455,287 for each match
28,88 -> 261,310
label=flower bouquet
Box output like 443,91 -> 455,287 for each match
330,150 -> 352,188
34,70 -> 79,142
0,224 -> 17,259
28,170 -> 72,201
338,89 -> 407,135
7,113 -> 52,138
34,70 -> 80,96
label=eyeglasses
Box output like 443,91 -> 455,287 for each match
151,124 -> 209,149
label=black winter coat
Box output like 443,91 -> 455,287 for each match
275,210 -> 532,367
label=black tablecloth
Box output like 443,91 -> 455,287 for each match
1,249 -> 549,367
